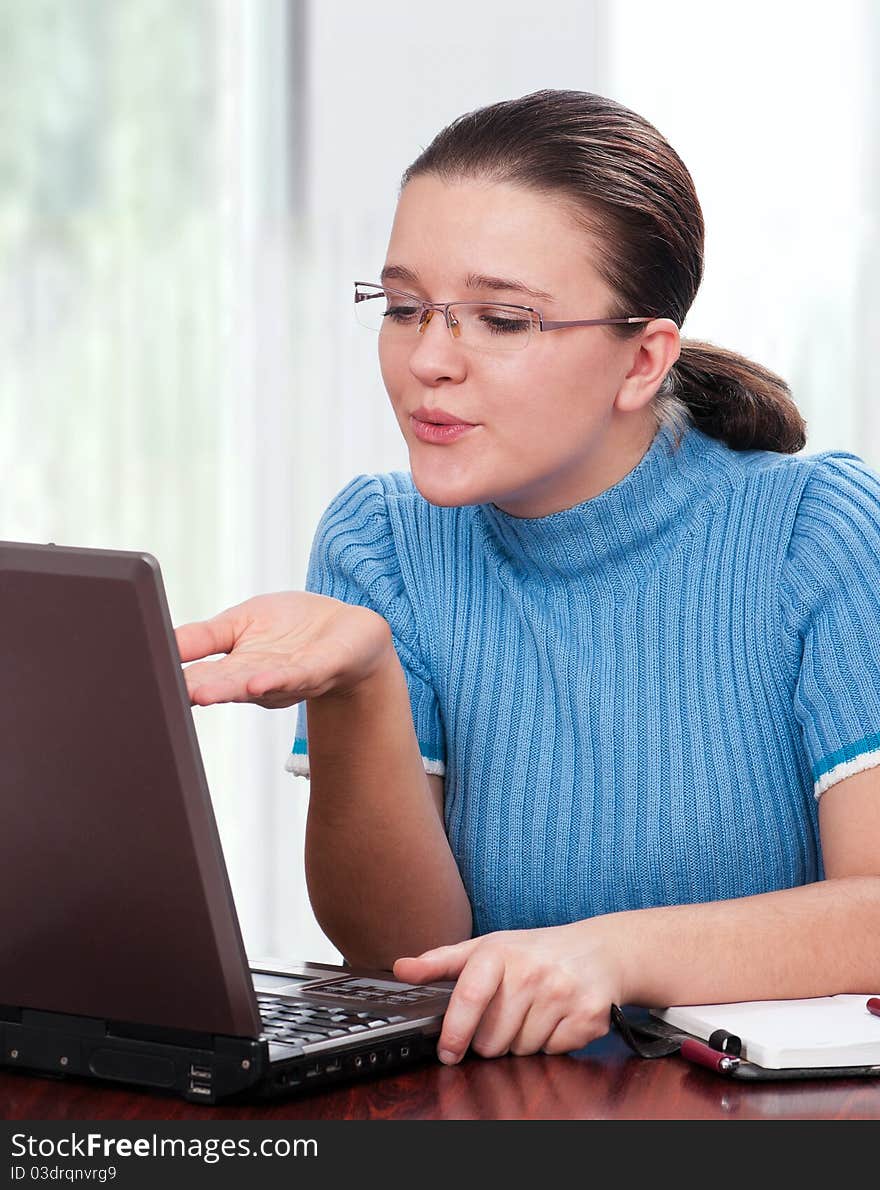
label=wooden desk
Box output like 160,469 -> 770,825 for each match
2,1028 -> 879,1120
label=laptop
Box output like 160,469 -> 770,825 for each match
0,540 -> 453,1104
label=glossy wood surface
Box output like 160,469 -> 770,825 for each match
3,1029 -> 879,1120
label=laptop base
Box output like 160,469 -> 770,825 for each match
2,1002 -> 443,1104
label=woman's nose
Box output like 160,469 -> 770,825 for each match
408,307 -> 467,380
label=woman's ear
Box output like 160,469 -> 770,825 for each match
615,319 -> 681,413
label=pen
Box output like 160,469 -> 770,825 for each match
680,1038 -> 741,1074
867,998 -> 880,1018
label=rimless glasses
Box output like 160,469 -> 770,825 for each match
354,281 -> 655,353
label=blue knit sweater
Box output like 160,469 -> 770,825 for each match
288,420 -> 880,937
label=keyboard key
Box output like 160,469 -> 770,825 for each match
268,1040 -> 305,1061
277,1027 -> 328,1041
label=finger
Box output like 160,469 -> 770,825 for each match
174,614 -> 240,663
188,679 -> 246,706
182,657 -> 299,707
190,675 -> 281,706
182,658 -> 254,706
433,949 -> 505,1065
541,1009 -> 609,1056
466,979 -> 549,1060
244,665 -> 328,700
506,1001 -> 567,1057
392,938 -> 480,984
179,656 -> 230,694
240,668 -> 318,709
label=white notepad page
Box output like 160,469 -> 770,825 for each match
652,995 -> 880,1069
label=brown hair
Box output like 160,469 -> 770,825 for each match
400,90 -> 806,453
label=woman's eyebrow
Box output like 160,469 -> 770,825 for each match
380,264 -> 554,304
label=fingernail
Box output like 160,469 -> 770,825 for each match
438,1049 -> 459,1065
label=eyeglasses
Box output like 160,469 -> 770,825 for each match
354,281 -> 654,353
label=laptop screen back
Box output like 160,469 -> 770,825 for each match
0,542 -> 261,1038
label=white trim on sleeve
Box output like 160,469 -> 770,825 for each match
284,753 -> 446,780
814,747 -> 880,799
285,753 -> 311,779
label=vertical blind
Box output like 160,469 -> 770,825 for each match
0,0 -> 330,963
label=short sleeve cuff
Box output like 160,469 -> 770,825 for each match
284,745 -> 446,781
813,733 -> 880,799
284,736 -> 310,778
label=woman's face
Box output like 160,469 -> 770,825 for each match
378,175 -> 679,517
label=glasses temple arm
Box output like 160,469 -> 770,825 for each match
539,316 -> 654,330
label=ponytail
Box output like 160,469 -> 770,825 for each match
654,340 -> 807,454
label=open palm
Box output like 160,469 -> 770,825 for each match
175,591 -> 392,709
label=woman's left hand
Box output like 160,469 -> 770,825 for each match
392,921 -> 626,1065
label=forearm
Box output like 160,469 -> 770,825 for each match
599,877 -> 880,1007
304,640 -> 472,969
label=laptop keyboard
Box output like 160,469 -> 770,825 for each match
256,992 -> 410,1046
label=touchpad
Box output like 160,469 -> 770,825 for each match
252,972 -> 317,995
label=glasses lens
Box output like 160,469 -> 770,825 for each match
354,285 -> 418,332
452,302 -> 533,351
354,285 -> 533,350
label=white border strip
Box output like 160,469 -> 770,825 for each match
284,753 -> 446,780
284,753 -> 311,779
814,747 -> 880,799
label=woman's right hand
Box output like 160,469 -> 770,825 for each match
174,592 -> 394,709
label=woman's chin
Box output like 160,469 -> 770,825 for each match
411,481 -> 476,508
408,464 -> 485,509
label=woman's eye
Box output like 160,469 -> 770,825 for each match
385,305 -> 419,322
482,316 -> 530,335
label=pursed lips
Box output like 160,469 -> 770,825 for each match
410,407 -> 477,426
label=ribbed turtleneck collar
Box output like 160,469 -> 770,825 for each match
478,420 -> 734,585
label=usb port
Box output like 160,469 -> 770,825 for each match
189,1064 -> 212,1080
188,1082 -> 213,1098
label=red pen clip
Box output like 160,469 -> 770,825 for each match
866,997 -> 880,1018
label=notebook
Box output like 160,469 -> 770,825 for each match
0,540 -> 453,1104
651,995 -> 880,1071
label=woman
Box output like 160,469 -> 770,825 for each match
176,90 -> 880,1067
